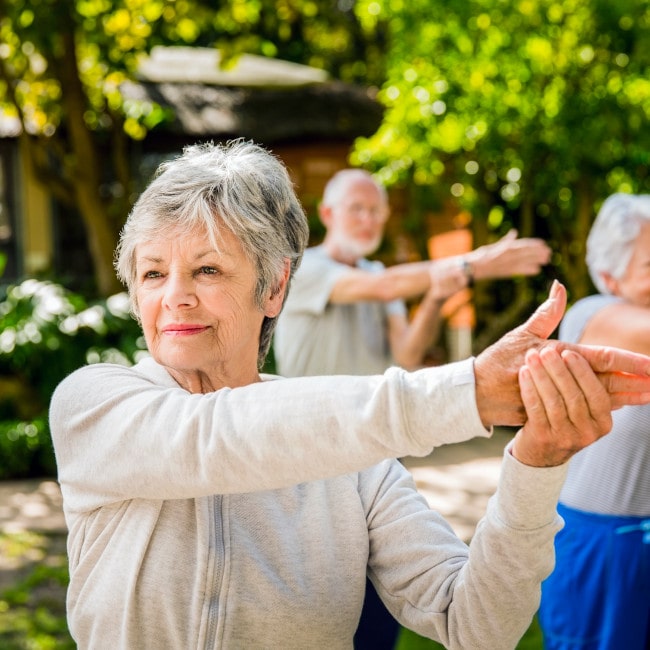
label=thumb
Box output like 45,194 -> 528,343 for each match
521,280 -> 567,340
499,228 -> 518,243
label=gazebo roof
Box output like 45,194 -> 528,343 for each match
0,46 -> 383,142
122,46 -> 383,141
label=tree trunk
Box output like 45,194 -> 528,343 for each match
57,21 -> 122,296
570,179 -> 594,300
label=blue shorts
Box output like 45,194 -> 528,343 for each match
539,503 -> 650,650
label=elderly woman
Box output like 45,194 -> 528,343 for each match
50,142 -> 650,650
539,193 -> 650,650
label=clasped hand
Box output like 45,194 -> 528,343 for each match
475,280 -> 650,467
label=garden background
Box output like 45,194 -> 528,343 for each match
1,0 -> 649,647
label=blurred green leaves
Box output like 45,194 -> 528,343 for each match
0,279 -> 146,478
352,0 -> 650,300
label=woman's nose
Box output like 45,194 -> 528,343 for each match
163,272 -> 198,309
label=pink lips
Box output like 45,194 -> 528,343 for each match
162,324 -> 209,336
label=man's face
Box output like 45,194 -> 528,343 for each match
323,178 -> 389,260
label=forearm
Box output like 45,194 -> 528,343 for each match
391,292 -> 446,370
371,448 -> 567,649
378,261 -> 434,301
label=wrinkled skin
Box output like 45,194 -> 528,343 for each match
475,281 -> 650,465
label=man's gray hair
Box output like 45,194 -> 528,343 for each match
115,140 -> 309,368
586,192 -> 650,294
321,168 -> 388,208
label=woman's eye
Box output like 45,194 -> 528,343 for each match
199,266 -> 218,275
143,270 -> 162,280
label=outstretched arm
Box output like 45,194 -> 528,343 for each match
474,280 -> 650,428
465,229 -> 551,281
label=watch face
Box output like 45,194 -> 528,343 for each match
460,259 -> 474,286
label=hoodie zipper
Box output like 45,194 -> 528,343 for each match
205,494 -> 226,648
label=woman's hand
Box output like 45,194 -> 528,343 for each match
474,280 -> 650,428
511,348 -> 613,467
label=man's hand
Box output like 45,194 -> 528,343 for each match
468,229 -> 551,281
511,348 -> 613,467
474,280 -> 650,428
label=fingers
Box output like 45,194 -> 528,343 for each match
557,350 -> 612,429
527,349 -> 611,432
513,348 -> 613,467
498,229 -> 518,243
594,371 -> 650,409
518,364 -> 550,431
500,240 -> 552,273
563,342 -> 650,378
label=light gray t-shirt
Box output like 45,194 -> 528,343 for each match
275,245 -> 407,377
559,294 -> 650,516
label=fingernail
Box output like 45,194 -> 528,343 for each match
550,279 -> 560,296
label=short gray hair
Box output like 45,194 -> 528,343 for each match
321,168 -> 388,208
115,140 -> 309,368
586,193 -> 650,294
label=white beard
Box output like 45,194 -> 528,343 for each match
334,233 -> 382,262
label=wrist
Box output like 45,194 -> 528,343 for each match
460,257 -> 474,288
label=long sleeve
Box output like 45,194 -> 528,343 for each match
359,448 -> 567,649
50,356 -> 489,514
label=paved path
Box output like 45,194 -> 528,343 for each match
402,429 -> 509,542
0,478 -> 66,534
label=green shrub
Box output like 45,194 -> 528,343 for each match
0,279 -> 147,479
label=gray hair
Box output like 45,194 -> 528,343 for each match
115,140 -> 309,368
321,168 -> 388,207
586,192 -> 650,294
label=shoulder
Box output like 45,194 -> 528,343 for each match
560,294 -> 621,343
566,294 -> 650,354
291,246 -> 354,293
51,356 -> 171,405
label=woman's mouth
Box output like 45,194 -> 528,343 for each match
162,324 -> 209,336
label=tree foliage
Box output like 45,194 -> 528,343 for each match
1,0 -> 649,334
0,0 -> 377,296
352,0 -> 650,323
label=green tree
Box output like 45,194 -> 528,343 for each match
0,0 -> 379,296
352,0 -> 650,343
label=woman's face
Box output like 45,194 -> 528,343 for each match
609,221 -> 650,307
134,226 -> 285,392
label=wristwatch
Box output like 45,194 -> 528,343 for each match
460,258 -> 474,288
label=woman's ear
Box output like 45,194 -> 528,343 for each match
264,258 -> 292,318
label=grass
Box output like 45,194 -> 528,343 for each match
0,531 -> 74,650
396,617 -> 544,649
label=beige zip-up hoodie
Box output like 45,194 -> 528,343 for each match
50,356 -> 567,649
